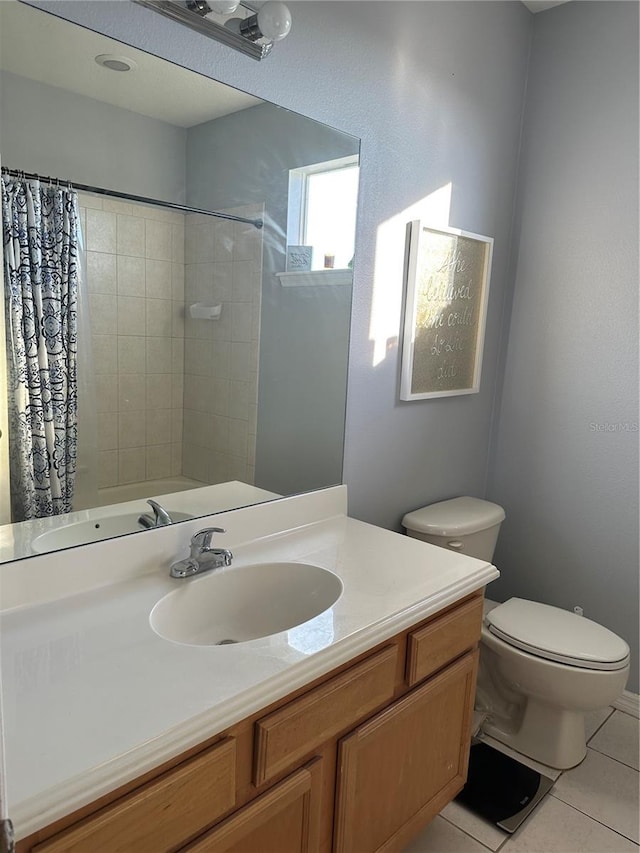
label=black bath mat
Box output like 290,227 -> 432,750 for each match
455,741 -> 555,833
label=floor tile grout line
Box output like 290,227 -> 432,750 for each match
585,707 -> 617,745
438,811 -> 504,852
548,791 -> 640,845
586,742 -> 640,772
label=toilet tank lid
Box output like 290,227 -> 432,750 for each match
487,598 -> 630,669
402,497 -> 505,536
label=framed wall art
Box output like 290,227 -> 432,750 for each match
400,222 -> 494,401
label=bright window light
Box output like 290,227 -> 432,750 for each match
288,156 -> 359,270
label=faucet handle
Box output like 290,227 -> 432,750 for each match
191,527 -> 226,553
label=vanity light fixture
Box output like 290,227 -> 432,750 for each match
133,0 -> 292,61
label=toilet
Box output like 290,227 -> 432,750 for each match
402,496 -> 630,769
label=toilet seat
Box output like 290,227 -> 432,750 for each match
486,598 -> 630,671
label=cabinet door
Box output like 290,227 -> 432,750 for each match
183,758 -> 322,853
334,652 -> 478,853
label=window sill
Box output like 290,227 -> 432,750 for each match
276,269 -> 353,287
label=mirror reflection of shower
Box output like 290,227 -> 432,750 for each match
2,166 -> 264,521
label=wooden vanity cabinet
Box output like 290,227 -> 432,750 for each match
17,591 -> 483,853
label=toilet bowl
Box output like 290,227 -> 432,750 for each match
402,497 -> 630,769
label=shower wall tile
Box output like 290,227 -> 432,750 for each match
118,374 -> 146,412
117,255 -> 145,297
232,260 -> 256,302
118,448 -> 146,484
146,299 -> 172,337
102,199 -> 134,216
171,410 -> 183,444
171,339 -> 185,375
117,215 -> 145,257
96,374 -> 117,413
89,294 -> 117,335
171,442 -> 182,476
83,199 -> 187,489
118,411 -> 146,449
213,262 -> 233,301
92,335 -> 117,375
146,337 -> 172,375
86,252 -> 117,294
146,374 -> 172,409
230,342 -> 250,382
98,450 -> 118,489
147,410 -> 172,447
172,304 -> 185,339
146,445 -> 172,481
78,192 -> 103,211
97,413 -> 118,452
172,263 -> 185,302
118,336 -> 146,374
172,223 -> 185,265
146,260 -> 172,300
146,220 -> 172,261
213,220 -> 234,262
231,303 -> 252,342
85,209 -> 116,254
118,296 -> 146,336
229,380 -> 250,421
183,203 -> 263,488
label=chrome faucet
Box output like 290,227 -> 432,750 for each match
170,527 -> 233,579
138,499 -> 174,529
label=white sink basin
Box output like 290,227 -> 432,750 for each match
150,562 -> 343,646
31,511 -> 192,554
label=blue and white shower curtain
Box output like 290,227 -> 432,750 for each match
2,175 -> 79,520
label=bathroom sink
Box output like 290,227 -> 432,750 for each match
31,511 -> 193,554
149,562 -> 343,646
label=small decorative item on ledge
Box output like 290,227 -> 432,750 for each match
286,245 -> 313,272
189,303 -> 222,320
323,254 -> 335,269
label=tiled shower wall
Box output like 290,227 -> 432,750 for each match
80,194 -> 186,489
182,204 -> 263,486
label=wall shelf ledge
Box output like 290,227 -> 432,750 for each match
276,269 -> 352,287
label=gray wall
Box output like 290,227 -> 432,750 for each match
488,2 -> 639,691
0,70 -> 187,203
186,103 -> 358,494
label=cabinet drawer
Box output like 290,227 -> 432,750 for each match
182,759 -> 322,853
34,738 -> 236,853
254,645 -> 398,786
406,595 -> 483,687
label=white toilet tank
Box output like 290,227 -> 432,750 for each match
402,496 -> 505,562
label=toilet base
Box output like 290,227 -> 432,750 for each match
482,698 -> 587,769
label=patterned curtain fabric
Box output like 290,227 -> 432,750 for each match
2,175 -> 79,520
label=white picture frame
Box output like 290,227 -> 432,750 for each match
400,222 -> 494,401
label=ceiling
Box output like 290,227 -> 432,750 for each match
0,0 -> 262,128
521,1 -> 570,12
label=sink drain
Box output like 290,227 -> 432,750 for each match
215,638 -> 239,645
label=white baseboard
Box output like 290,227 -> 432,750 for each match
613,690 -> 640,719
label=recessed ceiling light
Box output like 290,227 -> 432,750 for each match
95,54 -> 138,72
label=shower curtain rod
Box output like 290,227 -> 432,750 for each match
1,167 -> 264,230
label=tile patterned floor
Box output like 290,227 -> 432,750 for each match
404,707 -> 640,853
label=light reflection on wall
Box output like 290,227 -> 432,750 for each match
287,609 -> 335,655
369,183 -> 452,367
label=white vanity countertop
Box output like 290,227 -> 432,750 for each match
0,486 -> 498,839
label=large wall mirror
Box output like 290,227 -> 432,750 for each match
0,0 -> 359,562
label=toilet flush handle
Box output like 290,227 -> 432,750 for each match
447,540 -> 464,550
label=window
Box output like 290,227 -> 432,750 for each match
287,155 -> 359,271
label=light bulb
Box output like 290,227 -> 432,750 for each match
256,1 -> 291,41
206,0 -> 240,14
